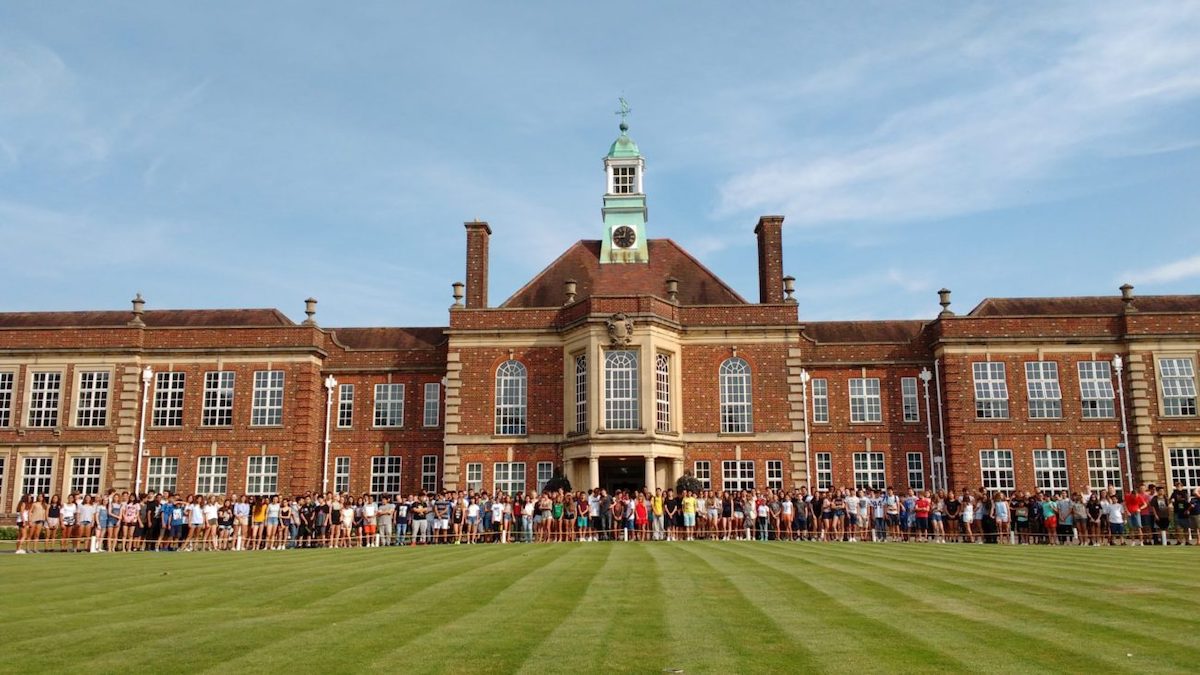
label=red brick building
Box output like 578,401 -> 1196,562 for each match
3,127 -> 1199,513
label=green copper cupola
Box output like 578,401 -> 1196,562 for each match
600,98 -> 649,264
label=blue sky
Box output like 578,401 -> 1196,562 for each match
2,2 -> 1198,326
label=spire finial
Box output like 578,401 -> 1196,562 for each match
615,97 -> 631,133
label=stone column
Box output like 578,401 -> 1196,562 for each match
672,458 -> 684,488
589,456 -> 600,490
644,456 -> 656,492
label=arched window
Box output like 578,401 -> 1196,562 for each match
655,353 -> 671,432
719,357 -> 752,433
604,350 -> 639,430
495,360 -> 527,435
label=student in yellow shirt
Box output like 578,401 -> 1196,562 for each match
652,490 -> 665,541
682,491 -> 698,541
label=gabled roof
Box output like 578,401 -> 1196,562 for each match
0,308 -> 294,329
969,295 -> 1200,317
501,239 -> 746,308
803,320 -> 927,344
328,327 -> 447,350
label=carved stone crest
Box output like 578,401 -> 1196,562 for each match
606,312 -> 633,345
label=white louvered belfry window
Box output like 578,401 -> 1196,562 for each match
973,362 -> 1009,419
1078,361 -> 1115,418
1160,358 -> 1198,416
604,350 -> 639,430
719,358 -> 753,433
495,360 -> 527,435
1025,362 -> 1062,419
655,353 -> 671,432
612,165 -> 637,194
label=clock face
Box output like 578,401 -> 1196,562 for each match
613,226 -> 637,249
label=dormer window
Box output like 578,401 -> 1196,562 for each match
612,166 -> 637,194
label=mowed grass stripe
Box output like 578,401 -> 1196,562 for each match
646,543 -> 819,673
752,544 -> 1132,672
694,543 -> 969,673
366,544 -> 608,673
191,545 -> 566,673
771,544 -> 1199,669
516,545 -> 671,674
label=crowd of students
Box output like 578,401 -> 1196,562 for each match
10,481 -> 1200,553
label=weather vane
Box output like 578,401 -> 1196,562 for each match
615,97 -> 631,130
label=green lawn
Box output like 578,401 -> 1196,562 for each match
2,542 -> 1198,673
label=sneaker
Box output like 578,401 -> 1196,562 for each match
15,549 -> 26,554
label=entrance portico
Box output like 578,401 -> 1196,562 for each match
565,443 -> 683,493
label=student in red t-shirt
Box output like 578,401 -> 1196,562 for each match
915,492 -> 932,541
1124,486 -> 1148,545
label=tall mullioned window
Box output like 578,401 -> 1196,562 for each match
815,452 -> 832,490
1078,361 -> 1115,418
75,371 -> 110,427
251,370 -> 285,426
153,372 -> 186,427
655,353 -> 671,432
849,378 -> 882,423
721,460 -> 755,492
371,456 -> 403,494
0,371 -> 13,427
337,384 -> 355,428
1033,449 -> 1069,492
1086,449 -> 1121,493
1160,358 -> 1197,416
907,452 -> 925,490
1025,362 -> 1062,419
980,450 -> 1014,491
334,457 -> 350,493
853,452 -> 885,489
604,350 -> 639,430
494,462 -> 526,495
246,456 -> 279,495
196,456 -> 229,494
1168,448 -> 1200,490
973,362 -> 1009,419
374,384 -> 405,427
423,383 -> 441,427
22,457 -> 53,497
574,354 -> 588,433
495,360 -> 528,435
719,358 -> 752,433
901,377 -> 920,423
421,455 -> 438,493
202,371 -> 235,427
27,372 -> 62,427
147,457 -> 178,494
811,379 -> 829,423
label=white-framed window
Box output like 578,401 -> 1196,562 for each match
973,362 -> 1009,419
371,456 -> 403,495
334,456 -> 350,494
853,452 -> 886,489
421,455 -> 438,493
849,378 -> 882,423
495,360 -> 527,435
766,460 -> 784,490
1033,449 -> 1069,492
815,452 -> 832,490
1025,362 -> 1062,419
1168,448 -> 1200,490
537,461 -> 554,493
719,357 -> 753,433
196,456 -> 228,495
22,456 -> 54,497
612,165 -> 637,194
75,371 -> 110,427
251,371 -> 285,426
980,450 -> 1015,491
811,379 -> 829,423
374,383 -> 405,428
901,377 -> 920,423
147,457 -> 178,494
0,371 -> 13,427
907,452 -> 925,490
655,353 -> 671,432
27,371 -> 62,427
574,354 -> 588,434
202,371 -> 235,427
721,460 -> 755,492
152,372 -> 186,428
694,460 -> 711,490
465,462 -> 483,493
423,382 -> 441,427
1086,449 -> 1122,493
1078,361 -> 1115,418
494,462 -> 526,496
1159,358 -> 1198,416
246,456 -> 279,495
69,456 -> 103,495
337,384 -> 354,428
604,350 -> 639,430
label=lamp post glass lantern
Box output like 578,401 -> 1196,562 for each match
323,375 -> 338,494
1111,355 -> 1133,493
799,369 -> 811,490
918,367 -> 936,491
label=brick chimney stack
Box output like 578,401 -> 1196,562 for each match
754,215 -> 785,304
464,221 -> 491,309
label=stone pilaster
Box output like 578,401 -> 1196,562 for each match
441,350 -> 463,490
785,347 -> 809,488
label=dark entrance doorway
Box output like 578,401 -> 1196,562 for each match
599,458 -> 643,494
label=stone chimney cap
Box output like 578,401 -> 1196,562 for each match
464,220 -> 492,234
302,297 -> 318,326
128,293 -> 146,327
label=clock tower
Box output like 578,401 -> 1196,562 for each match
600,99 -> 649,264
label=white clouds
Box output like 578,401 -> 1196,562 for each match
1125,254 -> 1200,285
716,3 -> 1200,226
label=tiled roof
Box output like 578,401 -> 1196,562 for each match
329,327 -> 447,350
803,320 -> 927,344
969,295 -> 1200,317
501,239 -> 746,308
0,308 -> 294,328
